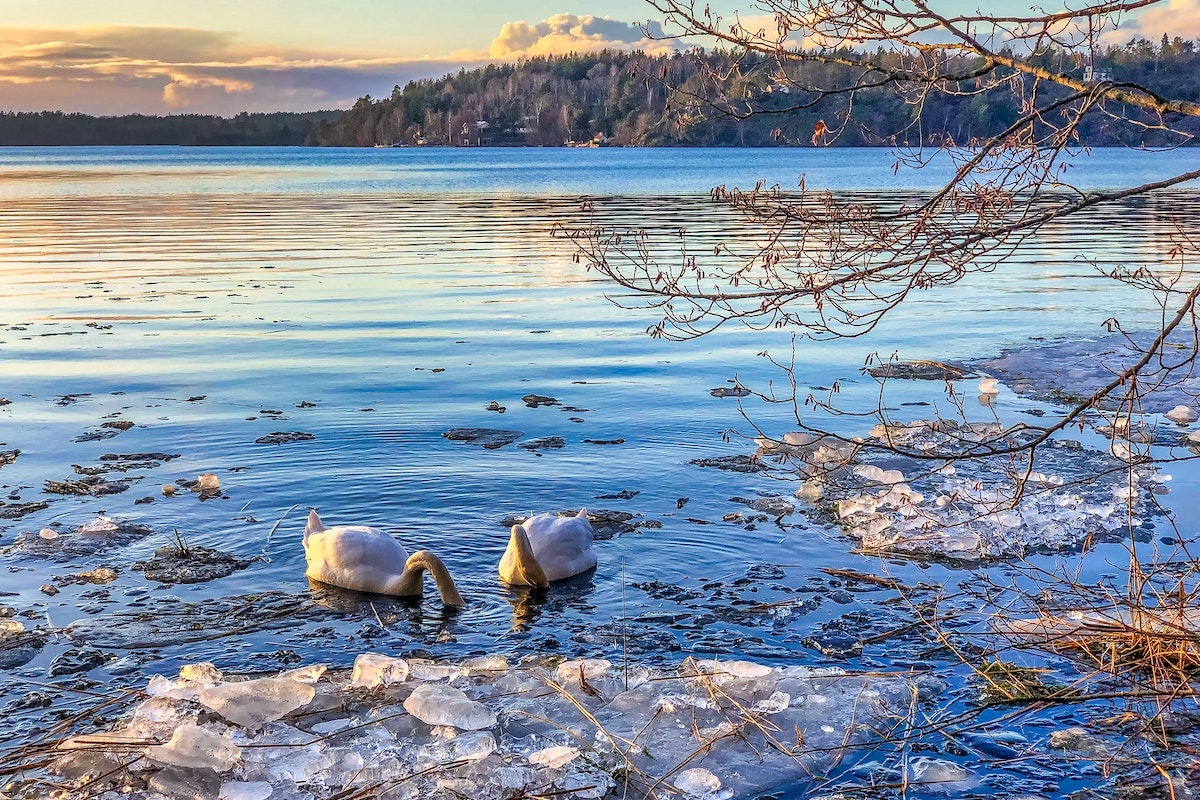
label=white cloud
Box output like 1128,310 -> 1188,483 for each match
489,14 -> 673,58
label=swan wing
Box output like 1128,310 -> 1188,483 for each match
304,526 -> 411,594
522,514 -> 596,581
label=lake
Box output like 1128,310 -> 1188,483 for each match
2,145 -> 1199,797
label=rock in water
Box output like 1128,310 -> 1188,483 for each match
403,683 -> 497,730
199,676 -> 315,728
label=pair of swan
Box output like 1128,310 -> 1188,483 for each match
303,508 -> 596,606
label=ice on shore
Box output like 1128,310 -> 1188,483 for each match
146,723 -> 240,771
49,655 -> 940,800
403,683 -> 497,730
199,675 -> 317,729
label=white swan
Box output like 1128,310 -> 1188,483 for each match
498,509 -> 597,588
303,510 -> 464,606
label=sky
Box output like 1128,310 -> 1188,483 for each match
0,0 -> 1194,116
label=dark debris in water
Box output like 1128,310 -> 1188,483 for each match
66,591 -> 333,649
44,475 -> 138,497
710,385 -> 751,398
0,630 -> 45,670
518,436 -> 565,451
254,431 -> 316,445
443,428 -> 523,449
99,452 -> 181,470
730,496 -> 795,516
8,520 -> 153,560
133,544 -> 253,585
499,508 -> 638,539
690,454 -> 766,473
521,394 -> 558,408
865,359 -> 969,381
0,501 -> 47,520
594,489 -> 638,500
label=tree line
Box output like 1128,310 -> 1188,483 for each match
0,110 -> 341,146
313,37 -> 1200,147
0,36 -> 1196,147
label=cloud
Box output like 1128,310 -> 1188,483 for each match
1113,0 -> 1200,40
0,25 -> 481,115
489,14 -> 672,58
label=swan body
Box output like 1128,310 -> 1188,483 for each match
499,509 -> 596,588
978,377 -> 999,395
303,510 -> 463,605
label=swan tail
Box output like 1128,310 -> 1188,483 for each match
303,509 -> 325,548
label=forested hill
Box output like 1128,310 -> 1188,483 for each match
0,110 -> 341,146
2,37 -> 1197,147
315,40 -> 1200,148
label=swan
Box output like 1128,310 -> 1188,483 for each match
978,377 -> 999,395
303,510 -> 464,606
499,509 -> 597,588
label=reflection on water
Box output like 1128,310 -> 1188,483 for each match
1,149 -> 1199,772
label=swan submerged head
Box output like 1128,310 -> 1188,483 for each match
303,510 -> 464,607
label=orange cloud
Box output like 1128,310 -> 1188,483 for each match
0,25 -> 483,114
1118,0 -> 1200,40
489,14 -> 674,58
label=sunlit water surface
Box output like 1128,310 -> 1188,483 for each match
1,146 -> 1199,794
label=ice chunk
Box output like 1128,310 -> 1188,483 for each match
126,696 -> 199,740
408,658 -> 464,681
39,527 -> 59,540
79,516 -> 118,534
554,658 -> 611,683
351,653 -> 410,688
279,663 -> 327,684
239,724 -> 331,783
708,659 -> 773,681
148,765 -> 222,800
1049,726 -> 1108,757
907,757 -> 976,793
751,690 -> 791,713
464,655 -> 510,675
199,676 -> 315,728
421,730 -> 497,764
529,745 -> 580,768
219,782 -> 273,800
673,768 -> 731,800
404,683 -> 497,730
147,723 -> 241,771
1166,405 -> 1198,424
180,662 -> 223,684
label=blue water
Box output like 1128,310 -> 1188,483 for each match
1,146 -> 1199,794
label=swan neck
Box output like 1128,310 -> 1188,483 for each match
404,551 -> 464,606
509,525 -> 549,588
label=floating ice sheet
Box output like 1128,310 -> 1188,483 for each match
767,420 -> 1164,560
